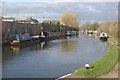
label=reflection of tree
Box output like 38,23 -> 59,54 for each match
61,40 -> 77,52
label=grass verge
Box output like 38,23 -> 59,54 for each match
75,36 -> 118,78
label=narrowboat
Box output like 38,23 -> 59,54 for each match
99,32 -> 108,41
39,31 -> 49,41
9,34 -> 32,46
66,31 -> 71,36
87,30 -> 93,34
40,31 -> 49,37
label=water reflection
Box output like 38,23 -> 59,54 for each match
10,46 -> 20,56
3,41 -> 47,59
61,40 -> 77,52
30,42 -> 47,51
41,42 -> 45,48
2,35 -> 109,78
79,32 -> 98,38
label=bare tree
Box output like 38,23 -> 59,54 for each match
99,22 -> 118,37
91,22 -> 99,31
60,13 -> 79,29
80,22 -> 91,30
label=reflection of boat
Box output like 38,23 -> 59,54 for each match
10,46 -> 20,54
40,42 -> 45,48
67,36 -> 70,39
99,32 -> 108,41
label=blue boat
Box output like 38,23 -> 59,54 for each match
9,34 -> 32,45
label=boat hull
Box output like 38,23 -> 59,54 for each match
10,40 -> 20,45
100,37 -> 108,41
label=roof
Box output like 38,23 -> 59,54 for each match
2,17 -> 15,20
42,20 -> 60,24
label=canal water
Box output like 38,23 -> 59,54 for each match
2,35 -> 108,78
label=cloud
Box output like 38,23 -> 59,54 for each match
2,0 -> 82,2
2,0 -> 119,2
2,2 -> 118,23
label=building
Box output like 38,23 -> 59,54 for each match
2,17 -> 15,22
2,17 -> 39,24
42,20 -> 60,25
41,20 -> 60,32
15,17 -> 39,24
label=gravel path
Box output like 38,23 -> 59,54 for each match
98,62 -> 119,78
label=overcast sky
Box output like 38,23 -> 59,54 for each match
1,0 -> 119,2
1,1 -> 118,24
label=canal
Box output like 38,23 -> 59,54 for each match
2,35 -> 108,78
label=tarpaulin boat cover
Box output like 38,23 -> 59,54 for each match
9,34 -> 20,40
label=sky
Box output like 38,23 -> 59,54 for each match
1,0 -> 119,24
1,0 -> 120,2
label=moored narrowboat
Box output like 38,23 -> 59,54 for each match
9,34 -> 32,46
39,31 -> 49,41
9,34 -> 20,45
99,32 -> 108,41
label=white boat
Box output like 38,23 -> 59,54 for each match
99,32 -> 108,41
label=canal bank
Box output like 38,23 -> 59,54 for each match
61,35 -> 119,79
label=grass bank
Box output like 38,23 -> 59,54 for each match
74,36 -> 118,78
